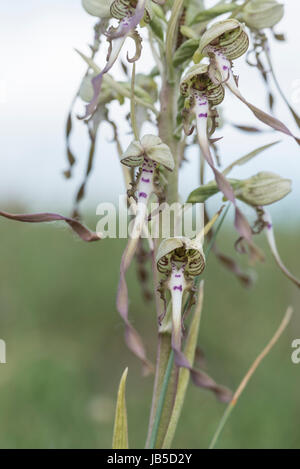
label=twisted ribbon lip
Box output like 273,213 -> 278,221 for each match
83,0 -> 148,119
209,48 -> 300,145
193,91 -> 253,242
0,209 -> 101,242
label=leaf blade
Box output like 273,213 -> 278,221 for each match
223,141 -> 280,176
190,4 -> 235,26
112,368 -> 129,450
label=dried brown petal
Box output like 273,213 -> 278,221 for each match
0,209 -> 101,242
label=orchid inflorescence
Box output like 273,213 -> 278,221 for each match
0,0 -> 299,449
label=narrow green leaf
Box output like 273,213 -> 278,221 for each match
151,3 -> 166,22
187,179 -> 242,203
173,39 -> 199,68
166,0 -> 185,80
222,141 -> 280,176
187,181 -> 221,203
180,25 -> 199,40
149,17 -> 164,42
148,350 -> 175,449
190,4 -> 235,26
112,368 -> 129,449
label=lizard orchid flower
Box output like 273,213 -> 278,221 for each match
157,236 -> 205,352
180,64 -> 252,243
120,134 -> 174,268
198,19 -> 300,145
84,0 -> 164,118
156,220 -> 232,402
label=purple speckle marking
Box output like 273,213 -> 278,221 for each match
175,274 -> 181,278
139,192 -> 148,199
267,223 -> 273,230
198,113 -> 208,118
223,65 -> 228,71
173,285 -> 183,292
141,178 -> 150,183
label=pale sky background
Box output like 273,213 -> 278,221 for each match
0,0 -> 299,224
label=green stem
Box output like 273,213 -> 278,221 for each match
130,62 -> 139,140
165,0 -> 185,83
205,204 -> 230,257
145,331 -> 171,447
209,403 -> 235,449
148,350 -> 175,449
158,77 -> 179,204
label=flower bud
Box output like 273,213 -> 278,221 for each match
237,171 -> 291,207
242,0 -> 284,30
121,135 -> 175,171
81,0 -> 113,18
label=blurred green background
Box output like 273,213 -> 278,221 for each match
0,217 -> 299,449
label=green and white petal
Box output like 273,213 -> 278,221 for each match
82,0 -> 113,18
